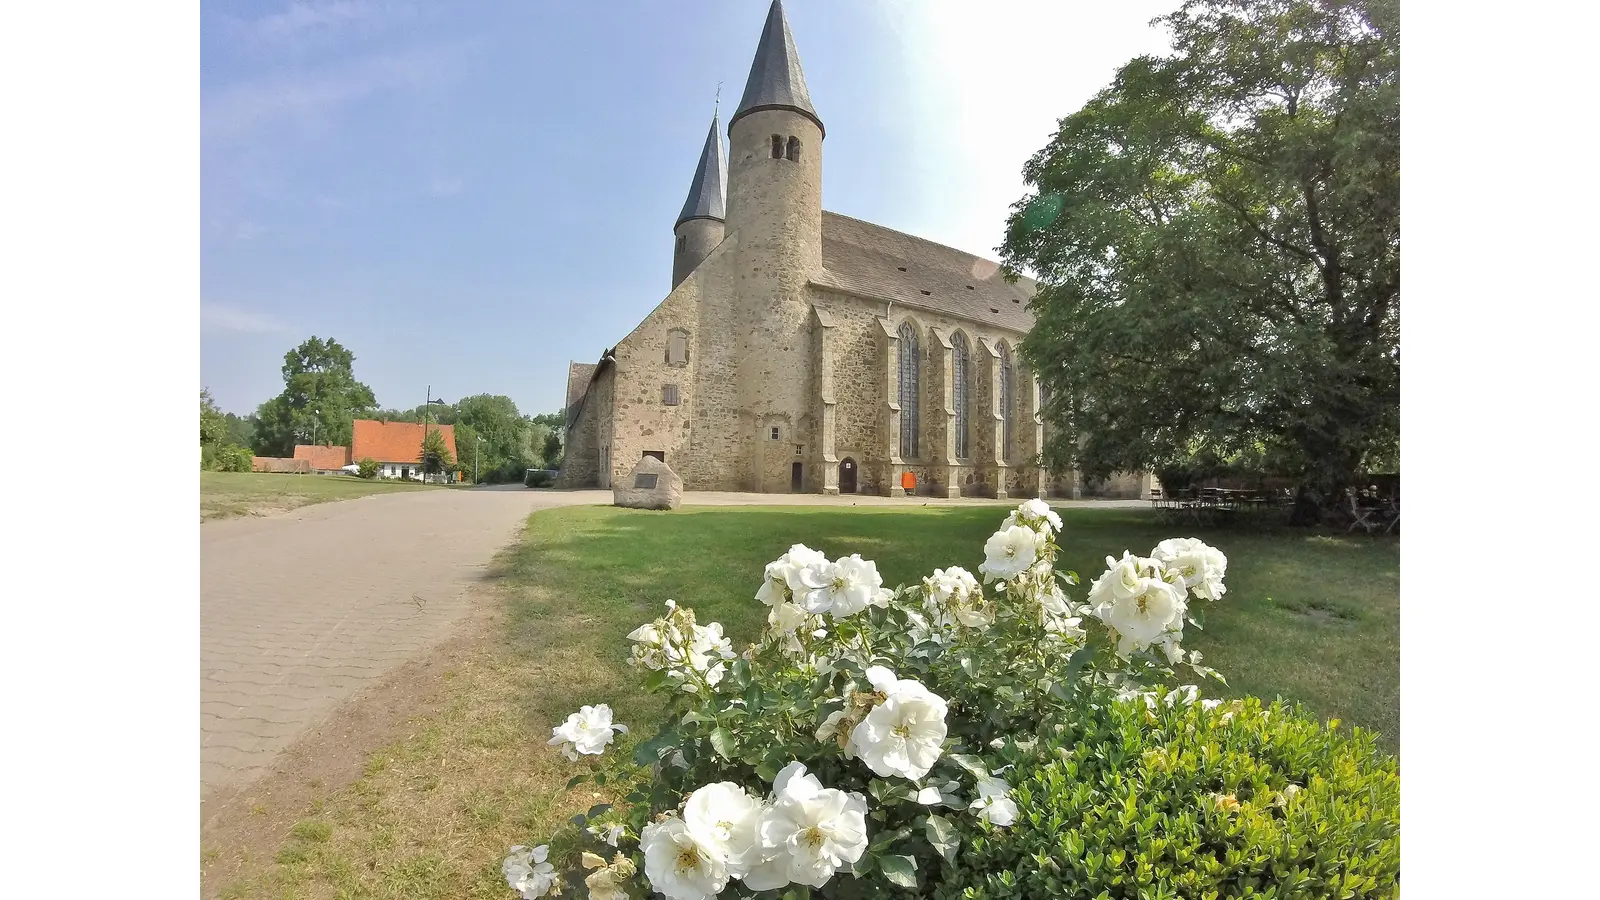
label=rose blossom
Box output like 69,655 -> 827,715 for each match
743,762 -> 869,891
978,525 -> 1042,581
641,816 -> 728,900
546,704 -> 628,761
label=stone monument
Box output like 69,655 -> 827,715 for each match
614,455 -> 683,510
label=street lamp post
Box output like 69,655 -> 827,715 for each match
475,435 -> 483,484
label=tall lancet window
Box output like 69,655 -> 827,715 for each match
897,322 -> 919,459
786,136 -> 802,162
999,343 -> 1015,461
953,332 -> 971,459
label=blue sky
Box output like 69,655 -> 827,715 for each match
201,0 -> 1177,417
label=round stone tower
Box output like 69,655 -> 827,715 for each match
672,112 -> 727,289
723,0 -> 824,490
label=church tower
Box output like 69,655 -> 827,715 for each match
723,0 -> 824,490
672,112 -> 726,289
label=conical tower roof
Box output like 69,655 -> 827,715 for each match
676,112 -> 727,226
731,0 -> 823,138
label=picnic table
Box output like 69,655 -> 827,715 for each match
1150,487 -> 1291,526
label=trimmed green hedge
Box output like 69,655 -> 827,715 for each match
935,691 -> 1399,900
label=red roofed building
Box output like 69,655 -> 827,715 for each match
352,419 -> 458,482
293,444 -> 353,473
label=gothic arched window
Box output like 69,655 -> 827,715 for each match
786,136 -> 801,162
953,332 -> 971,459
999,343 -> 1014,461
897,322 -> 919,459
771,135 -> 783,158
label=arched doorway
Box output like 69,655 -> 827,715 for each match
839,458 -> 858,494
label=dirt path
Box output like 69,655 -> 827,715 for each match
199,487 -> 612,809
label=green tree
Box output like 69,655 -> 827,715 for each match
456,394 -> 536,483
543,430 -> 563,470
1003,0 -> 1398,519
224,412 -> 254,449
420,427 -> 454,480
200,389 -> 227,446
530,409 -> 564,430
253,336 -> 378,456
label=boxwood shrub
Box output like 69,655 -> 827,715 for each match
934,690 -> 1399,900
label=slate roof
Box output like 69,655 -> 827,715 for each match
816,211 -> 1037,334
351,420 -> 458,465
677,113 -> 727,226
566,361 -> 597,410
731,0 -> 823,137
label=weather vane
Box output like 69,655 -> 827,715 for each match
715,81 -> 722,115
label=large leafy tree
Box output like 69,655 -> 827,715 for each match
1004,0 -> 1398,515
251,336 -> 378,456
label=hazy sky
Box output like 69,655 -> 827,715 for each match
201,0 -> 1178,416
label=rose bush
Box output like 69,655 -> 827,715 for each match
500,500 -> 1393,899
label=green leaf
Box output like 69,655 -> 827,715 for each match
925,813 -> 960,863
878,854 -> 918,889
948,754 -> 989,778
710,727 -> 737,761
566,774 -> 589,789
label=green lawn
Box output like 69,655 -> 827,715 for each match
503,505 -> 1399,749
225,504 -> 1397,899
200,471 -> 442,521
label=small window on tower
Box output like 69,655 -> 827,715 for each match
676,234 -> 686,253
786,136 -> 801,162
662,384 -> 680,406
771,135 -> 783,158
770,426 -> 781,441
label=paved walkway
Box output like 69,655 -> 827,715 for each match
201,487 -> 1145,799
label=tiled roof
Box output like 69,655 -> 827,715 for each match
566,362 -> 597,410
293,444 -> 352,470
352,420 -> 458,464
731,0 -> 822,137
816,211 -> 1037,334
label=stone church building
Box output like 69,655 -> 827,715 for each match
560,0 -> 1147,498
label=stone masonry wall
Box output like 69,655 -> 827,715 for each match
605,249 -> 710,487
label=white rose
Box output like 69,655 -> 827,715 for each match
978,525 -> 1039,581
547,704 -> 628,761
503,844 -> 558,899
798,554 -> 885,618
970,776 -> 1019,827
1096,575 -> 1186,653
1014,498 -> 1064,535
745,762 -> 870,891
767,600 -> 809,640
851,674 -> 949,779
641,817 -> 728,900
683,782 -> 764,875
1151,538 -> 1228,600
757,544 -> 829,605
1164,684 -> 1200,706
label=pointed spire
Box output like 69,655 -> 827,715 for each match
731,0 -> 823,137
676,110 -> 727,226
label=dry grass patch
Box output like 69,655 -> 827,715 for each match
200,472 -> 442,521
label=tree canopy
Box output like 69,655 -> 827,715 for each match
252,336 -> 378,456
1003,0 -> 1398,510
